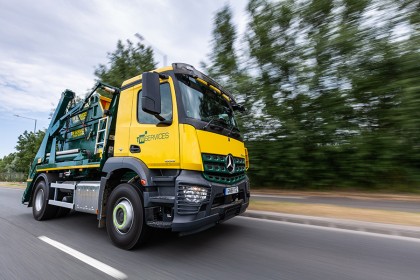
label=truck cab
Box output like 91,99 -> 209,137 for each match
23,63 -> 250,249
115,63 -> 250,232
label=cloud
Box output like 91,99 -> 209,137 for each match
0,59 -> 93,113
0,0 -> 249,158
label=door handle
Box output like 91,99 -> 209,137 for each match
130,145 -> 141,153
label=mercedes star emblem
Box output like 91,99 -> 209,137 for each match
226,154 -> 235,174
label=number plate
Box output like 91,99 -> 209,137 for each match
224,186 -> 239,196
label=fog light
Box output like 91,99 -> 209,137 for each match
180,186 -> 208,203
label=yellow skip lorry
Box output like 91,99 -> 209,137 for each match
22,63 -> 250,249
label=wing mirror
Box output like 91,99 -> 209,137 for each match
141,72 -> 161,117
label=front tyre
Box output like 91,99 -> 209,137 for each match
32,180 -> 58,220
106,183 -> 149,250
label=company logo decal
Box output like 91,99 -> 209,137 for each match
137,131 -> 169,144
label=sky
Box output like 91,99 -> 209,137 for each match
0,0 -> 249,158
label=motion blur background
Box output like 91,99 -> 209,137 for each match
1,0 -> 420,192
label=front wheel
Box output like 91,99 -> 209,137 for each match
32,180 -> 58,220
106,183 -> 149,250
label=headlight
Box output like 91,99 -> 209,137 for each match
179,186 -> 209,203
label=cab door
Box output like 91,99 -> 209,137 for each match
128,76 -> 180,169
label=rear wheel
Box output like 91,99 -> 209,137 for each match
32,180 -> 58,220
106,183 -> 149,250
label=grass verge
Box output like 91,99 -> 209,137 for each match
0,182 -> 26,188
249,200 -> 420,227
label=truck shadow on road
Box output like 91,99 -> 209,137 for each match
19,210 -> 245,253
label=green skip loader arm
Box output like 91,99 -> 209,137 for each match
22,89 -> 75,204
22,83 -> 119,204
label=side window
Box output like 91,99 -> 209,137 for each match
137,83 -> 172,124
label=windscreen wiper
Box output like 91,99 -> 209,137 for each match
203,117 -> 226,131
228,124 -> 240,137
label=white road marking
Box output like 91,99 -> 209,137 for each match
38,236 -> 127,279
237,216 -> 420,244
251,194 -> 306,199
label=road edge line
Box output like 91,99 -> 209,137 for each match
237,216 -> 420,243
241,210 -> 420,240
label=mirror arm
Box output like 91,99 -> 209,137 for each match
154,114 -> 165,121
157,119 -> 172,126
153,71 -> 169,79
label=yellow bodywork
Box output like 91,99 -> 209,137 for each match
179,124 -> 202,171
115,71 -> 180,168
178,124 -> 247,171
114,85 -> 134,157
128,75 -> 180,169
196,129 -> 245,158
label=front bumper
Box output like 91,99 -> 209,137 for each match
171,170 -> 250,233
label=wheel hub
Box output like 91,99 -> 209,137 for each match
112,199 -> 134,234
35,189 -> 44,212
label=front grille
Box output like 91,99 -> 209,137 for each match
202,153 -> 246,185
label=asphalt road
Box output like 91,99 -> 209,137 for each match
2,187 -> 420,280
252,194 -> 420,212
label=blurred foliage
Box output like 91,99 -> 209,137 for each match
0,172 -> 26,182
203,0 -> 420,191
0,130 -> 45,177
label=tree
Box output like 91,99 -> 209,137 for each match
13,130 -> 45,173
0,153 -> 16,173
94,38 -> 156,87
205,5 -> 239,81
202,4 -> 257,139
0,130 -> 45,176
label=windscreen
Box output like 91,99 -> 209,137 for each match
176,74 -> 238,130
